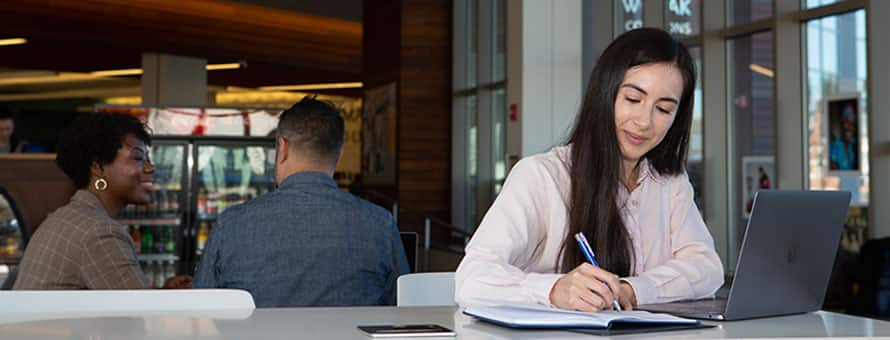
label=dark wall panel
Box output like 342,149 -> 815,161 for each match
362,0 -> 452,229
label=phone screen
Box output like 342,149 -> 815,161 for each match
357,324 -> 455,337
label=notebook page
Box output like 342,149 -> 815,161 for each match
465,304 -> 698,328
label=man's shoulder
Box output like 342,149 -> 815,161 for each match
218,190 -> 393,221
216,193 -> 271,222
345,194 -> 395,224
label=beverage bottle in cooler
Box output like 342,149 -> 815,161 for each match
154,226 -> 166,254
131,225 -> 142,254
197,189 -> 208,218
141,227 -> 153,254
149,191 -> 160,218
136,203 -> 145,218
159,190 -> 171,216
169,192 -> 180,216
206,196 -> 218,218
217,196 -> 227,215
145,260 -> 156,288
196,222 -> 210,255
154,261 -> 165,288
164,260 -> 176,280
164,226 -> 176,254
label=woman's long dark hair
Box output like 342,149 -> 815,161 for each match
559,28 -> 697,275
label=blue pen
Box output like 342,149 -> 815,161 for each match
574,232 -> 623,311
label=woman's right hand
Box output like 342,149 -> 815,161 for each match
549,263 -> 622,312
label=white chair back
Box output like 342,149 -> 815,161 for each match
397,272 -> 455,307
0,289 -> 255,314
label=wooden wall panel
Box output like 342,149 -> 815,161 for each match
362,0 -> 452,231
0,156 -> 75,235
397,0 -> 452,221
359,0 -> 402,203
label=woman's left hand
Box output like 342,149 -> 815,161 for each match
617,281 -> 637,310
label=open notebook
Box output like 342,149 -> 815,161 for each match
463,304 -> 700,330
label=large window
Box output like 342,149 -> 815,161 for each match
493,0 -> 505,82
665,0 -> 701,37
465,95 -> 478,226
466,0 -> 477,89
728,0 -> 773,25
453,0 -> 507,230
805,0 -> 844,9
688,46 -> 705,210
806,9 -> 869,239
806,10 -> 868,202
616,0 -> 644,34
729,31 -> 775,252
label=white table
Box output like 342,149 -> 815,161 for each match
0,306 -> 888,339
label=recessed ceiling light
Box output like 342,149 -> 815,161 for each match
258,82 -> 363,91
0,38 -> 27,47
90,63 -> 245,77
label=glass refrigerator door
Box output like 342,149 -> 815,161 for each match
0,189 -> 26,288
0,190 -> 26,263
117,141 -> 188,288
192,141 -> 275,265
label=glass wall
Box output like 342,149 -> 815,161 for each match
453,0 -> 507,230
805,0 -> 844,9
688,46 -> 705,211
466,0 -> 477,89
806,9 -> 869,251
728,0 -> 773,25
493,88 -> 506,194
493,0 -> 505,82
806,10 -> 868,204
616,0 -> 644,34
665,0 -> 701,37
729,31 -> 775,247
466,95 -> 478,226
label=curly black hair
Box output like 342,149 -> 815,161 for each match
56,113 -> 151,189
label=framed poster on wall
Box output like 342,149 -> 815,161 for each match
361,83 -> 397,185
824,92 -> 861,177
742,156 -> 774,218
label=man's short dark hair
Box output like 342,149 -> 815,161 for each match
277,96 -> 344,164
56,113 -> 152,188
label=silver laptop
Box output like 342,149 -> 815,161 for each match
638,190 -> 851,321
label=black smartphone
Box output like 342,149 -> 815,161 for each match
357,324 -> 456,338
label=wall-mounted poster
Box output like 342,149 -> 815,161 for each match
362,83 -> 397,185
742,156 -> 774,218
824,93 -> 861,176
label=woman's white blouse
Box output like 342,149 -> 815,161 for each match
455,145 -> 724,306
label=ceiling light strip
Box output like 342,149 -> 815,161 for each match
0,38 -> 28,46
258,82 -> 363,91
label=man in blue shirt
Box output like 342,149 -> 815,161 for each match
194,97 -> 409,307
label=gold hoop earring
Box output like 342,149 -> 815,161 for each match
94,178 -> 108,191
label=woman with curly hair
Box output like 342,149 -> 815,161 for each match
14,113 -> 190,290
